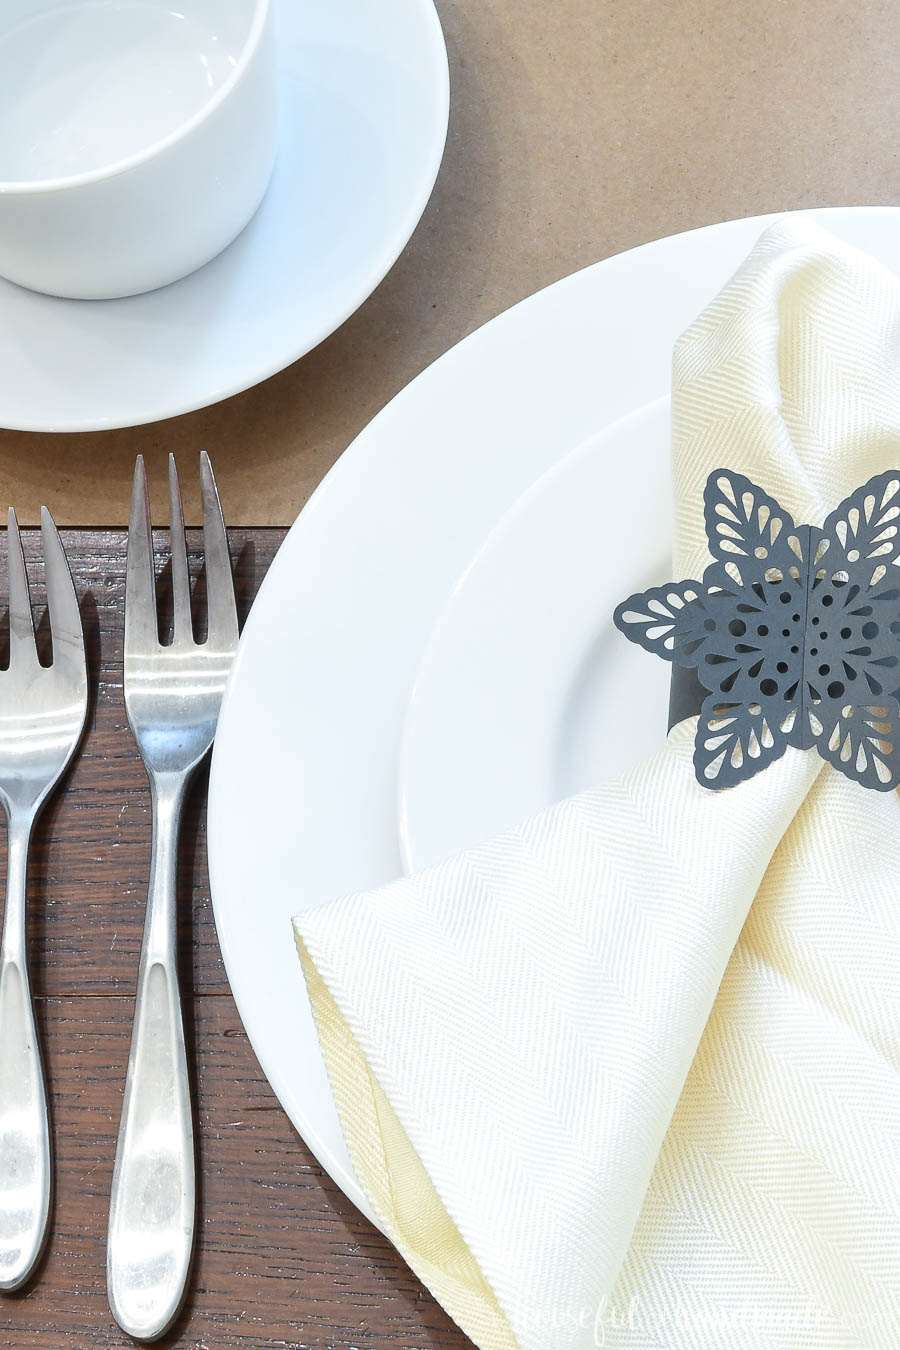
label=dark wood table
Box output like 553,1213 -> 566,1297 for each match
1,528 -> 468,1350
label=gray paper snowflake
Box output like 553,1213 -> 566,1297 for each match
614,468 -> 900,790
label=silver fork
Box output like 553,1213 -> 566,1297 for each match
0,509 -> 87,1291
107,453 -> 238,1341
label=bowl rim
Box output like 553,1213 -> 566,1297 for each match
0,0 -> 271,196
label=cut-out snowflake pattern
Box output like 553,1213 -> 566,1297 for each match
614,468 -> 900,790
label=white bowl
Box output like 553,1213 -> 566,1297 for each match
0,0 -> 276,299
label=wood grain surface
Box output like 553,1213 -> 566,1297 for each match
0,529 -> 467,1350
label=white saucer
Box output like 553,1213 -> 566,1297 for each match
0,0 -> 448,432
206,208 -> 900,1224
399,399 -> 673,871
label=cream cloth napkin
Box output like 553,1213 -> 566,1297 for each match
294,219 -> 900,1350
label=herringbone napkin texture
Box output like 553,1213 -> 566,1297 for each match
295,219 -> 900,1350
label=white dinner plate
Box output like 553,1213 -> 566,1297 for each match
0,0 -> 448,432
207,207 -> 900,1224
399,399 -> 673,872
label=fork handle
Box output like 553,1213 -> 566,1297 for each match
107,776 -> 194,1341
0,818 -> 51,1292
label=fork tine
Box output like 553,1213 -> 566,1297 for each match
41,507 -> 85,683
199,452 -> 238,647
125,456 -> 158,653
168,456 -> 192,643
7,508 -> 37,663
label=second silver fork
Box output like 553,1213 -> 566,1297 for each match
107,453 -> 238,1341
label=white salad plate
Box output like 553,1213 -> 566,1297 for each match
207,207 -> 900,1224
0,0 -> 448,431
399,398 -> 673,872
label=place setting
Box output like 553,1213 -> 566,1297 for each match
0,3 -> 898,1349
211,211 -> 900,1347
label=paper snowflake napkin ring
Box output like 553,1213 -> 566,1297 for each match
614,469 -> 900,791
